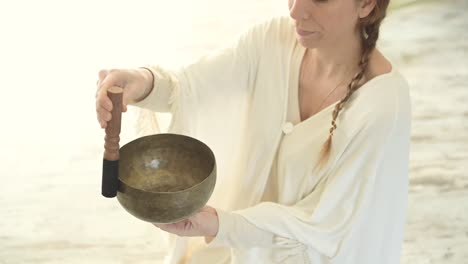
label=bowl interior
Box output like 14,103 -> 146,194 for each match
119,134 -> 215,193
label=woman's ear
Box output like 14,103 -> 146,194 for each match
358,0 -> 377,19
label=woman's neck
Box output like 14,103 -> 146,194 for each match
305,32 -> 363,81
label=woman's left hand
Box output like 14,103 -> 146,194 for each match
153,205 -> 219,238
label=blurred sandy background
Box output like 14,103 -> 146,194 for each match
0,0 -> 466,263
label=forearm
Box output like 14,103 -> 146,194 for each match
205,208 -> 275,249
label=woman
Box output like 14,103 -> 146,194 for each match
95,0 -> 412,263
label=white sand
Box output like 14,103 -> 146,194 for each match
0,0 -> 466,263
379,0 -> 468,263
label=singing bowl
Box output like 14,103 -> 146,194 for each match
116,133 -> 216,223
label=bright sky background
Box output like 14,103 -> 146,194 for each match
0,0 -> 286,173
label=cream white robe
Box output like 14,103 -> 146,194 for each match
131,15 -> 412,264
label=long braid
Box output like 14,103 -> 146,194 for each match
313,1 -> 389,172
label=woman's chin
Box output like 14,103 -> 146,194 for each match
297,38 -> 320,49
296,33 -> 322,49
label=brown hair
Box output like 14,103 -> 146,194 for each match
314,0 -> 390,172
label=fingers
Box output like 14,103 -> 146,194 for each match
98,69 -> 108,81
96,105 -> 112,126
99,71 -> 120,93
200,205 -> 214,212
153,223 -> 172,231
95,69 -> 109,98
95,69 -> 121,128
96,93 -> 113,111
95,68 -> 138,122
199,205 -> 217,215
95,84 -> 113,129
153,220 -> 190,236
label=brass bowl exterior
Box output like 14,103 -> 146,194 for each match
116,133 -> 216,223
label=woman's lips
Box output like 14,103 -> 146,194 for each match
296,28 -> 316,37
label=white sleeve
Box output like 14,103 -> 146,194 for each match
206,112 -> 399,258
130,22 -> 263,114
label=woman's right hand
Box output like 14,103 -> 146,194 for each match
95,68 -> 153,129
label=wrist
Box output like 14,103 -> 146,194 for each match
134,67 -> 154,103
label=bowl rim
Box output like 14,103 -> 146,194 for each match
118,133 -> 216,194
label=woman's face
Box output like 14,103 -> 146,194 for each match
288,0 -> 374,49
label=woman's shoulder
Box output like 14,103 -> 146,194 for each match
356,50 -> 410,104
240,15 -> 297,48
245,15 -> 294,35
341,53 -> 412,138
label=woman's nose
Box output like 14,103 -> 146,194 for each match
289,0 -> 310,21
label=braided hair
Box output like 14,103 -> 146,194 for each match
314,0 -> 390,171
